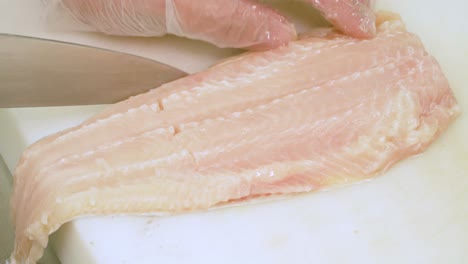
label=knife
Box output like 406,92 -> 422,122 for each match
0,34 -> 188,108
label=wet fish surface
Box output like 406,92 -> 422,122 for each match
10,12 -> 460,263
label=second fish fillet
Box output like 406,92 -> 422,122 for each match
10,12 -> 460,263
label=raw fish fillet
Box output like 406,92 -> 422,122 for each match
10,12 -> 460,263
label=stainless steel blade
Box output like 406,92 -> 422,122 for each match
0,34 -> 188,107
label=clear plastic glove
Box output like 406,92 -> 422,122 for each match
50,0 -> 375,50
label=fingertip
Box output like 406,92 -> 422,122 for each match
335,2 -> 376,39
224,0 -> 298,51
307,0 -> 376,39
246,19 -> 297,51
354,3 -> 376,38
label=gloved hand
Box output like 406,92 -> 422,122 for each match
53,0 -> 375,50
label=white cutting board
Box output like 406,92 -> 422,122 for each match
1,1 -> 467,263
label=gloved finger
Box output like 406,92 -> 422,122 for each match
304,0 -> 376,38
54,0 -> 297,50
168,0 -> 297,50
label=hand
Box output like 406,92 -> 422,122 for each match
56,0 -> 375,50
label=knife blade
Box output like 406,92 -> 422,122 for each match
0,34 -> 188,108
